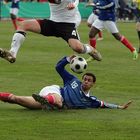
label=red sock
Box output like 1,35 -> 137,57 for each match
12,19 -> 17,30
98,32 -> 102,38
0,92 -> 13,101
120,36 -> 135,52
45,95 -> 55,104
90,38 -> 96,48
17,17 -> 24,21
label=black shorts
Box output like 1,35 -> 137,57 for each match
37,19 -> 80,42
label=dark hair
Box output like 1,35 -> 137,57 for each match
82,72 -> 96,83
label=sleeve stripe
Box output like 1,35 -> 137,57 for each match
100,101 -> 104,107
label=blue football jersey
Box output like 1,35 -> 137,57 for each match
97,0 -> 116,21
11,0 -> 20,8
55,57 -> 102,109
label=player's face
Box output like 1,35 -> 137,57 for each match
81,75 -> 94,91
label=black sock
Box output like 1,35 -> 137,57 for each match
16,31 -> 26,37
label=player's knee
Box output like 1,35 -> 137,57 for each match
112,33 -> 121,41
89,31 -> 92,38
89,30 -> 96,38
87,23 -> 91,28
10,14 -> 16,20
89,27 -> 98,38
57,101 -> 63,108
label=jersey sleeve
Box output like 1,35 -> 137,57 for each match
55,56 -> 76,84
90,96 -> 118,109
90,96 -> 102,108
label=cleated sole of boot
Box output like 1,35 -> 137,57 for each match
0,48 -> 16,63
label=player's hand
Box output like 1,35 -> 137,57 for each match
67,3 -> 75,10
119,101 -> 132,109
69,55 -> 76,62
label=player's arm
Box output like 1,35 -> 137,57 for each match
101,101 -> 132,109
117,101 -> 133,109
55,56 -> 76,83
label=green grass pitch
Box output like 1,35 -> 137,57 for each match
0,20 -> 140,140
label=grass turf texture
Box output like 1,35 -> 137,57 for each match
0,21 -> 140,140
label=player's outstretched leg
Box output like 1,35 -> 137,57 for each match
0,48 -> 16,63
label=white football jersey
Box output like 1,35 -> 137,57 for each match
49,0 -> 81,25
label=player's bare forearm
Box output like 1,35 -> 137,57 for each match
102,100 -> 132,109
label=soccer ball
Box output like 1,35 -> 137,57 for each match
70,56 -> 87,74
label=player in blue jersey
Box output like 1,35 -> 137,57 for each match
0,55 -> 132,110
10,0 -> 20,30
86,0 -> 103,41
3,0 -> 18,29
4,0 -> 23,30
9,0 -> 24,30
87,0 -> 138,61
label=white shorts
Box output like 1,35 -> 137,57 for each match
10,8 -> 19,16
92,19 -> 119,33
87,13 -> 98,25
39,85 -> 62,98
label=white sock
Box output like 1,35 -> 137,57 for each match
82,44 -> 93,53
10,32 -> 25,58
